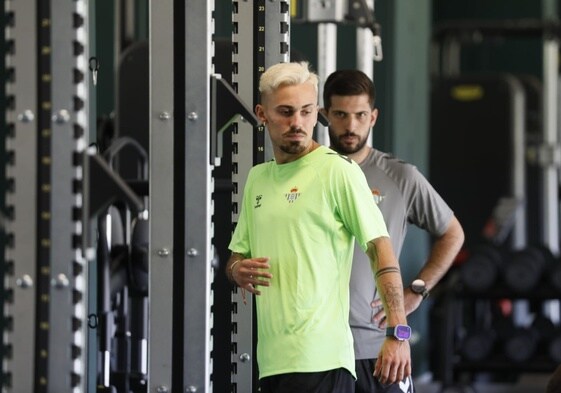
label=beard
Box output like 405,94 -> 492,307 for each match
329,129 -> 368,155
279,127 -> 308,155
280,141 -> 307,155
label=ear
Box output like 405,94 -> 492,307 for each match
319,107 -> 327,117
255,104 -> 267,124
370,108 -> 379,127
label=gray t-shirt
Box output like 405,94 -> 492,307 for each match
350,148 -> 453,360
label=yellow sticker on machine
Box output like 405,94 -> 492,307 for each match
451,84 -> 484,101
290,0 -> 298,17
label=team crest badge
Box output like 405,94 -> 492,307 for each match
285,186 -> 301,203
371,188 -> 385,204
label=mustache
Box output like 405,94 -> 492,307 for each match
341,131 -> 358,138
283,127 -> 306,136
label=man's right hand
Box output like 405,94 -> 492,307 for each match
230,255 -> 272,296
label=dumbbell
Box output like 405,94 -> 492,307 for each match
503,325 -> 539,362
502,314 -> 554,363
503,245 -> 554,294
460,244 -> 504,293
460,328 -> 497,362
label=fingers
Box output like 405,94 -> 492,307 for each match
371,307 -> 386,327
371,299 -> 384,326
378,318 -> 387,329
232,257 -> 273,296
373,341 -> 412,385
371,299 -> 382,308
373,359 -> 409,385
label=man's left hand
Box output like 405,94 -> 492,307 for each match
373,337 -> 412,385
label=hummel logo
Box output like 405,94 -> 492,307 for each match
255,195 -> 262,208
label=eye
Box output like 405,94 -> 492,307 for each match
333,111 -> 346,119
357,112 -> 370,120
277,108 -> 294,117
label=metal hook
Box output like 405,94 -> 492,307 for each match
89,56 -> 100,86
88,313 -> 98,328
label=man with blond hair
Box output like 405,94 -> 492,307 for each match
226,62 -> 411,393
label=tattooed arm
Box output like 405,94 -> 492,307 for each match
365,237 -> 411,385
366,237 -> 407,328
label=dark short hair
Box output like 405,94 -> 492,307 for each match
323,69 -> 376,110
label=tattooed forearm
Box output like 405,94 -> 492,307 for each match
381,282 -> 403,311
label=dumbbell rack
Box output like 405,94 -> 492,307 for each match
430,18 -> 561,392
432,267 -> 561,391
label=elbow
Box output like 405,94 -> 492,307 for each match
449,215 -> 465,248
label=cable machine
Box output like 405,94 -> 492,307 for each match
2,1 -> 291,392
292,0 -> 383,146
3,1 -> 90,391
148,1 -> 261,392
230,1 -> 290,391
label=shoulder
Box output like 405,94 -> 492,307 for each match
318,146 -> 361,171
367,149 -> 425,180
248,160 -> 273,176
245,161 -> 273,188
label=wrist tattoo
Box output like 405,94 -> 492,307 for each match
375,266 -> 400,279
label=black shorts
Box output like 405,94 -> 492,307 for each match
355,359 -> 414,393
259,368 -> 355,393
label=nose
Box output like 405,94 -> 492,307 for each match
289,112 -> 304,129
344,116 -> 358,132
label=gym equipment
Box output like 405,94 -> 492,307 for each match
503,326 -> 539,363
3,2 -> 90,391
548,259 -> 561,293
429,17 -> 561,391
460,329 -> 497,362
430,73 -> 527,250
291,0 -> 381,146
228,2 -> 290,392
458,301 -> 506,363
503,245 -> 555,294
503,314 -> 555,363
459,244 -> 504,293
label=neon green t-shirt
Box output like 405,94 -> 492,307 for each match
229,145 -> 388,379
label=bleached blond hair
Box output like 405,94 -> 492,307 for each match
258,61 -> 319,98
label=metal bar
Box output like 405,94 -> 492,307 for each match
542,39 -> 560,254
183,1 -> 214,391
356,0 -> 374,76
231,1 -> 255,388
3,0 -> 38,391
316,23 -> 337,146
148,0 -> 175,391
230,3 -> 292,391
432,19 -> 561,42
48,0 -> 89,391
508,77 -> 527,249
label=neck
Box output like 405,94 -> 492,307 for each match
335,145 -> 372,165
275,141 -> 320,164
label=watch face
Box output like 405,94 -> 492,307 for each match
411,279 -> 426,293
395,325 -> 411,340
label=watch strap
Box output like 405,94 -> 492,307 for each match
386,324 -> 411,341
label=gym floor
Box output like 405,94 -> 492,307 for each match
414,373 -> 551,392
